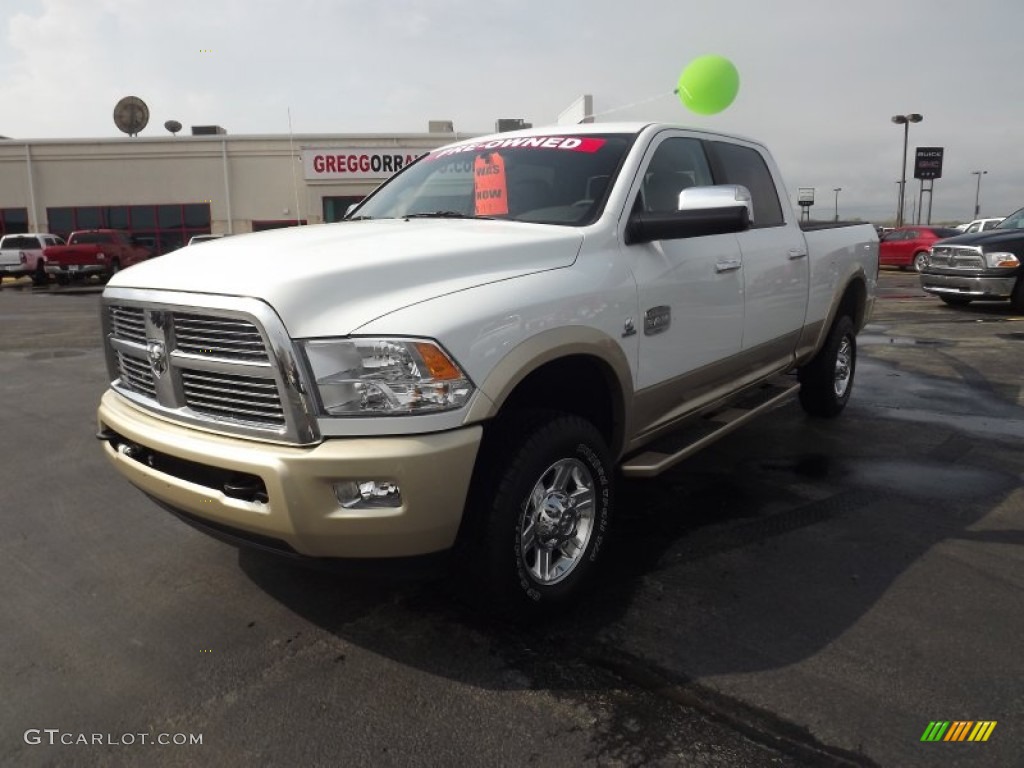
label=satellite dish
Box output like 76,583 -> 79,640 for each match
113,96 -> 149,136
164,119 -> 182,136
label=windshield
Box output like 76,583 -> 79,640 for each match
995,208 -> 1024,229
350,133 -> 636,226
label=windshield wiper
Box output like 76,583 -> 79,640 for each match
345,215 -> 374,221
403,211 -> 493,220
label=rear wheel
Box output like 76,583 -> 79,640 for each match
458,411 -> 613,617
798,315 -> 856,418
107,258 -> 121,280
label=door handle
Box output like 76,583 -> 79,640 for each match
788,248 -> 807,260
715,259 -> 742,273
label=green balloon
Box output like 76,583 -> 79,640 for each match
677,55 -> 740,115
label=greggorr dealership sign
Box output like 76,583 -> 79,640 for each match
302,147 -> 429,181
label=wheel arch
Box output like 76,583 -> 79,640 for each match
794,273 -> 870,368
465,329 -> 632,458
836,275 -> 869,332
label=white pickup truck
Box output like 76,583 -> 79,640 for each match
97,123 -> 877,615
0,232 -> 65,285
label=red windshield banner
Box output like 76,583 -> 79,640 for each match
432,136 -> 606,159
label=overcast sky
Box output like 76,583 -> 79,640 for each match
2,0 -> 1020,223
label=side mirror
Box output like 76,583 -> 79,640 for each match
626,184 -> 752,244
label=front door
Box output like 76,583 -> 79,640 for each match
622,132 -> 745,431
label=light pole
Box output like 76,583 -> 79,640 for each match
833,187 -> 842,222
891,113 -> 923,227
972,170 -> 987,218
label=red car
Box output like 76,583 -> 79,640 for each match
879,226 -> 961,272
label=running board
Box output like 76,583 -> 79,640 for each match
620,376 -> 800,478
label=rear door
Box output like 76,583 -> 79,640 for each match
894,229 -> 919,264
706,140 -> 809,367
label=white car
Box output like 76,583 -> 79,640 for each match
957,218 -> 1004,234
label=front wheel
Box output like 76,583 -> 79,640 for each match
913,251 -> 929,272
798,315 -> 856,418
459,411 -> 613,617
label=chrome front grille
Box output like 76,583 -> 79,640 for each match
172,312 -> 269,362
102,291 -> 318,444
929,246 -> 985,270
116,351 -> 156,397
181,369 -> 285,424
109,306 -> 146,344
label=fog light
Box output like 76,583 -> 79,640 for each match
333,480 -> 402,509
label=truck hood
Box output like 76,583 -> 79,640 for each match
108,219 -> 583,337
937,229 -> 1024,248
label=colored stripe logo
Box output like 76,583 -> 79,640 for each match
920,721 -> 997,742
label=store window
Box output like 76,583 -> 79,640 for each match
323,196 -> 366,223
1,208 -> 29,237
45,203 -> 211,254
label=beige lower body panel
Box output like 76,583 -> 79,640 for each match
627,332 -> 799,452
98,391 -> 482,558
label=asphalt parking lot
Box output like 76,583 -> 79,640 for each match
1,271 -> 1021,767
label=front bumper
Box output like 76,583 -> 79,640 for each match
919,272 -> 1017,300
97,390 -> 482,558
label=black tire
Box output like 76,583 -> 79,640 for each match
798,315 -> 856,418
107,258 -> 121,280
458,410 -> 613,617
55,273 -> 69,286
32,261 -> 47,287
913,251 -> 929,272
939,295 -> 973,307
1011,277 -> 1024,313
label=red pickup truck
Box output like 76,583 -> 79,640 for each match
44,229 -> 153,282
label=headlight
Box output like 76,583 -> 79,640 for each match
983,251 -> 1020,269
302,338 -> 473,416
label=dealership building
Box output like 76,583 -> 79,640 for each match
0,125 -> 467,253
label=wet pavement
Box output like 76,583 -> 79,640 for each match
1,270 -> 1021,767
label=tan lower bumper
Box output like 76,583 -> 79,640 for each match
98,391 -> 482,558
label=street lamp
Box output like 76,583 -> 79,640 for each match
833,187 -> 842,222
972,170 -> 987,218
891,113 -> 923,227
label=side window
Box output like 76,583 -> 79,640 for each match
639,137 -> 714,214
708,141 -> 784,227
